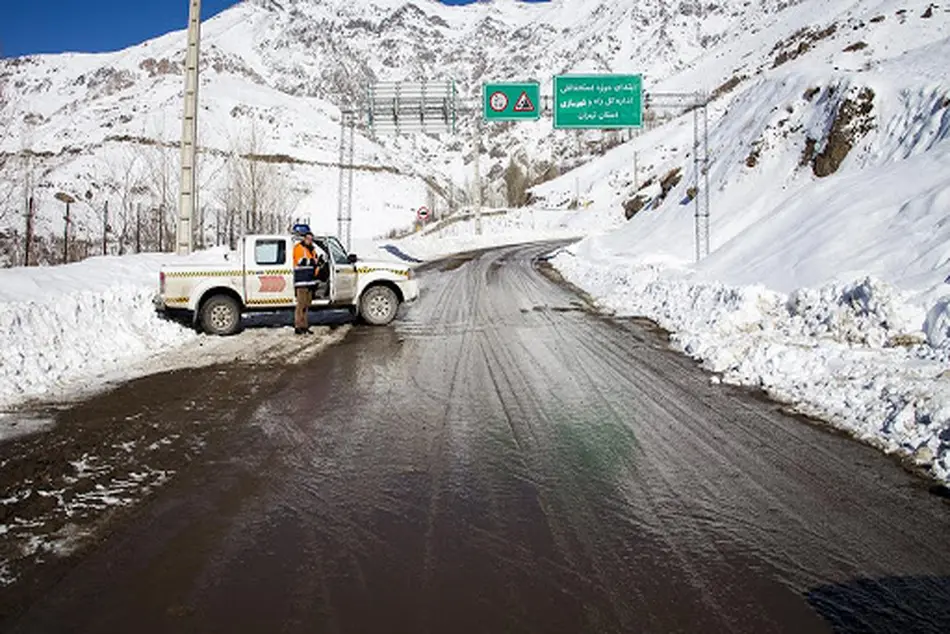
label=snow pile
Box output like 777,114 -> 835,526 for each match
0,253 -> 209,409
0,286 -> 195,407
553,248 -> 950,483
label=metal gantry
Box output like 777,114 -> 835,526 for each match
336,81 -> 464,243
367,81 -> 458,136
341,82 -> 711,258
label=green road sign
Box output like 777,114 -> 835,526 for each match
553,75 -> 643,129
483,82 -> 541,121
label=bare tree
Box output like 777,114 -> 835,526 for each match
140,140 -> 178,252
225,118 -> 295,237
194,150 -> 227,248
101,146 -> 149,254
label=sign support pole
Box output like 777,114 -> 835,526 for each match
693,95 -> 701,263
702,94 -> 711,259
337,110 -> 356,251
642,91 -> 714,262
177,0 -> 201,256
474,117 -> 483,236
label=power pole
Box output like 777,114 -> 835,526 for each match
24,196 -> 34,267
63,200 -> 70,263
135,202 -> 142,253
177,0 -> 202,256
56,192 -> 75,264
103,200 -> 110,256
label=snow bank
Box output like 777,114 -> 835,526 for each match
0,286 -> 196,408
0,252 -> 221,409
553,248 -> 950,484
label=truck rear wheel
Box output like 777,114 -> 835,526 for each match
360,285 -> 399,326
200,295 -> 241,336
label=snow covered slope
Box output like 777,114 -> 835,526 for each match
529,0 -> 950,303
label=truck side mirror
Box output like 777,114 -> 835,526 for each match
347,253 -> 358,264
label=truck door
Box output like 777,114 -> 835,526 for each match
245,238 -> 295,308
326,237 -> 358,304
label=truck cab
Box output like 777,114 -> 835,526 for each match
243,235 -> 358,308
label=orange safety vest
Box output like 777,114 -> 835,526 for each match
293,242 -> 320,288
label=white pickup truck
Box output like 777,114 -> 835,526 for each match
155,234 -> 419,335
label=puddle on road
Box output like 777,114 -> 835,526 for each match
0,413 -> 55,443
521,302 -> 587,314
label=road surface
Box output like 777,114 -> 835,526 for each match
2,243 -> 950,633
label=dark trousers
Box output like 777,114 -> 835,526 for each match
295,287 -> 313,329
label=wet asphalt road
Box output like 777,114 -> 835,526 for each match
6,242 -> 950,633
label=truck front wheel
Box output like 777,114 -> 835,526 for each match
200,295 -> 241,336
359,285 -> 399,326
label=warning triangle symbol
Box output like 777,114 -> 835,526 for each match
513,91 -> 536,113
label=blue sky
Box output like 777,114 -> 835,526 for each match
0,0 -> 549,58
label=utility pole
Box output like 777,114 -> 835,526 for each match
103,200 -> 110,256
633,151 -> 639,190
55,192 -> 75,264
24,196 -> 34,267
64,200 -> 70,263
135,202 -> 142,253
177,0 -> 202,256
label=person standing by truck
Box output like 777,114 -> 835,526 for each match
293,231 -> 322,335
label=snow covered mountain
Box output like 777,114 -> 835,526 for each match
0,0 -> 819,264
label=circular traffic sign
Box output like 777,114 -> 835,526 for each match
417,206 -> 430,221
489,91 -> 509,113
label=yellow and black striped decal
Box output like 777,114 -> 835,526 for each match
165,297 -> 190,304
164,270 -> 244,279
249,269 -> 293,276
356,266 -> 410,278
247,298 -> 295,306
